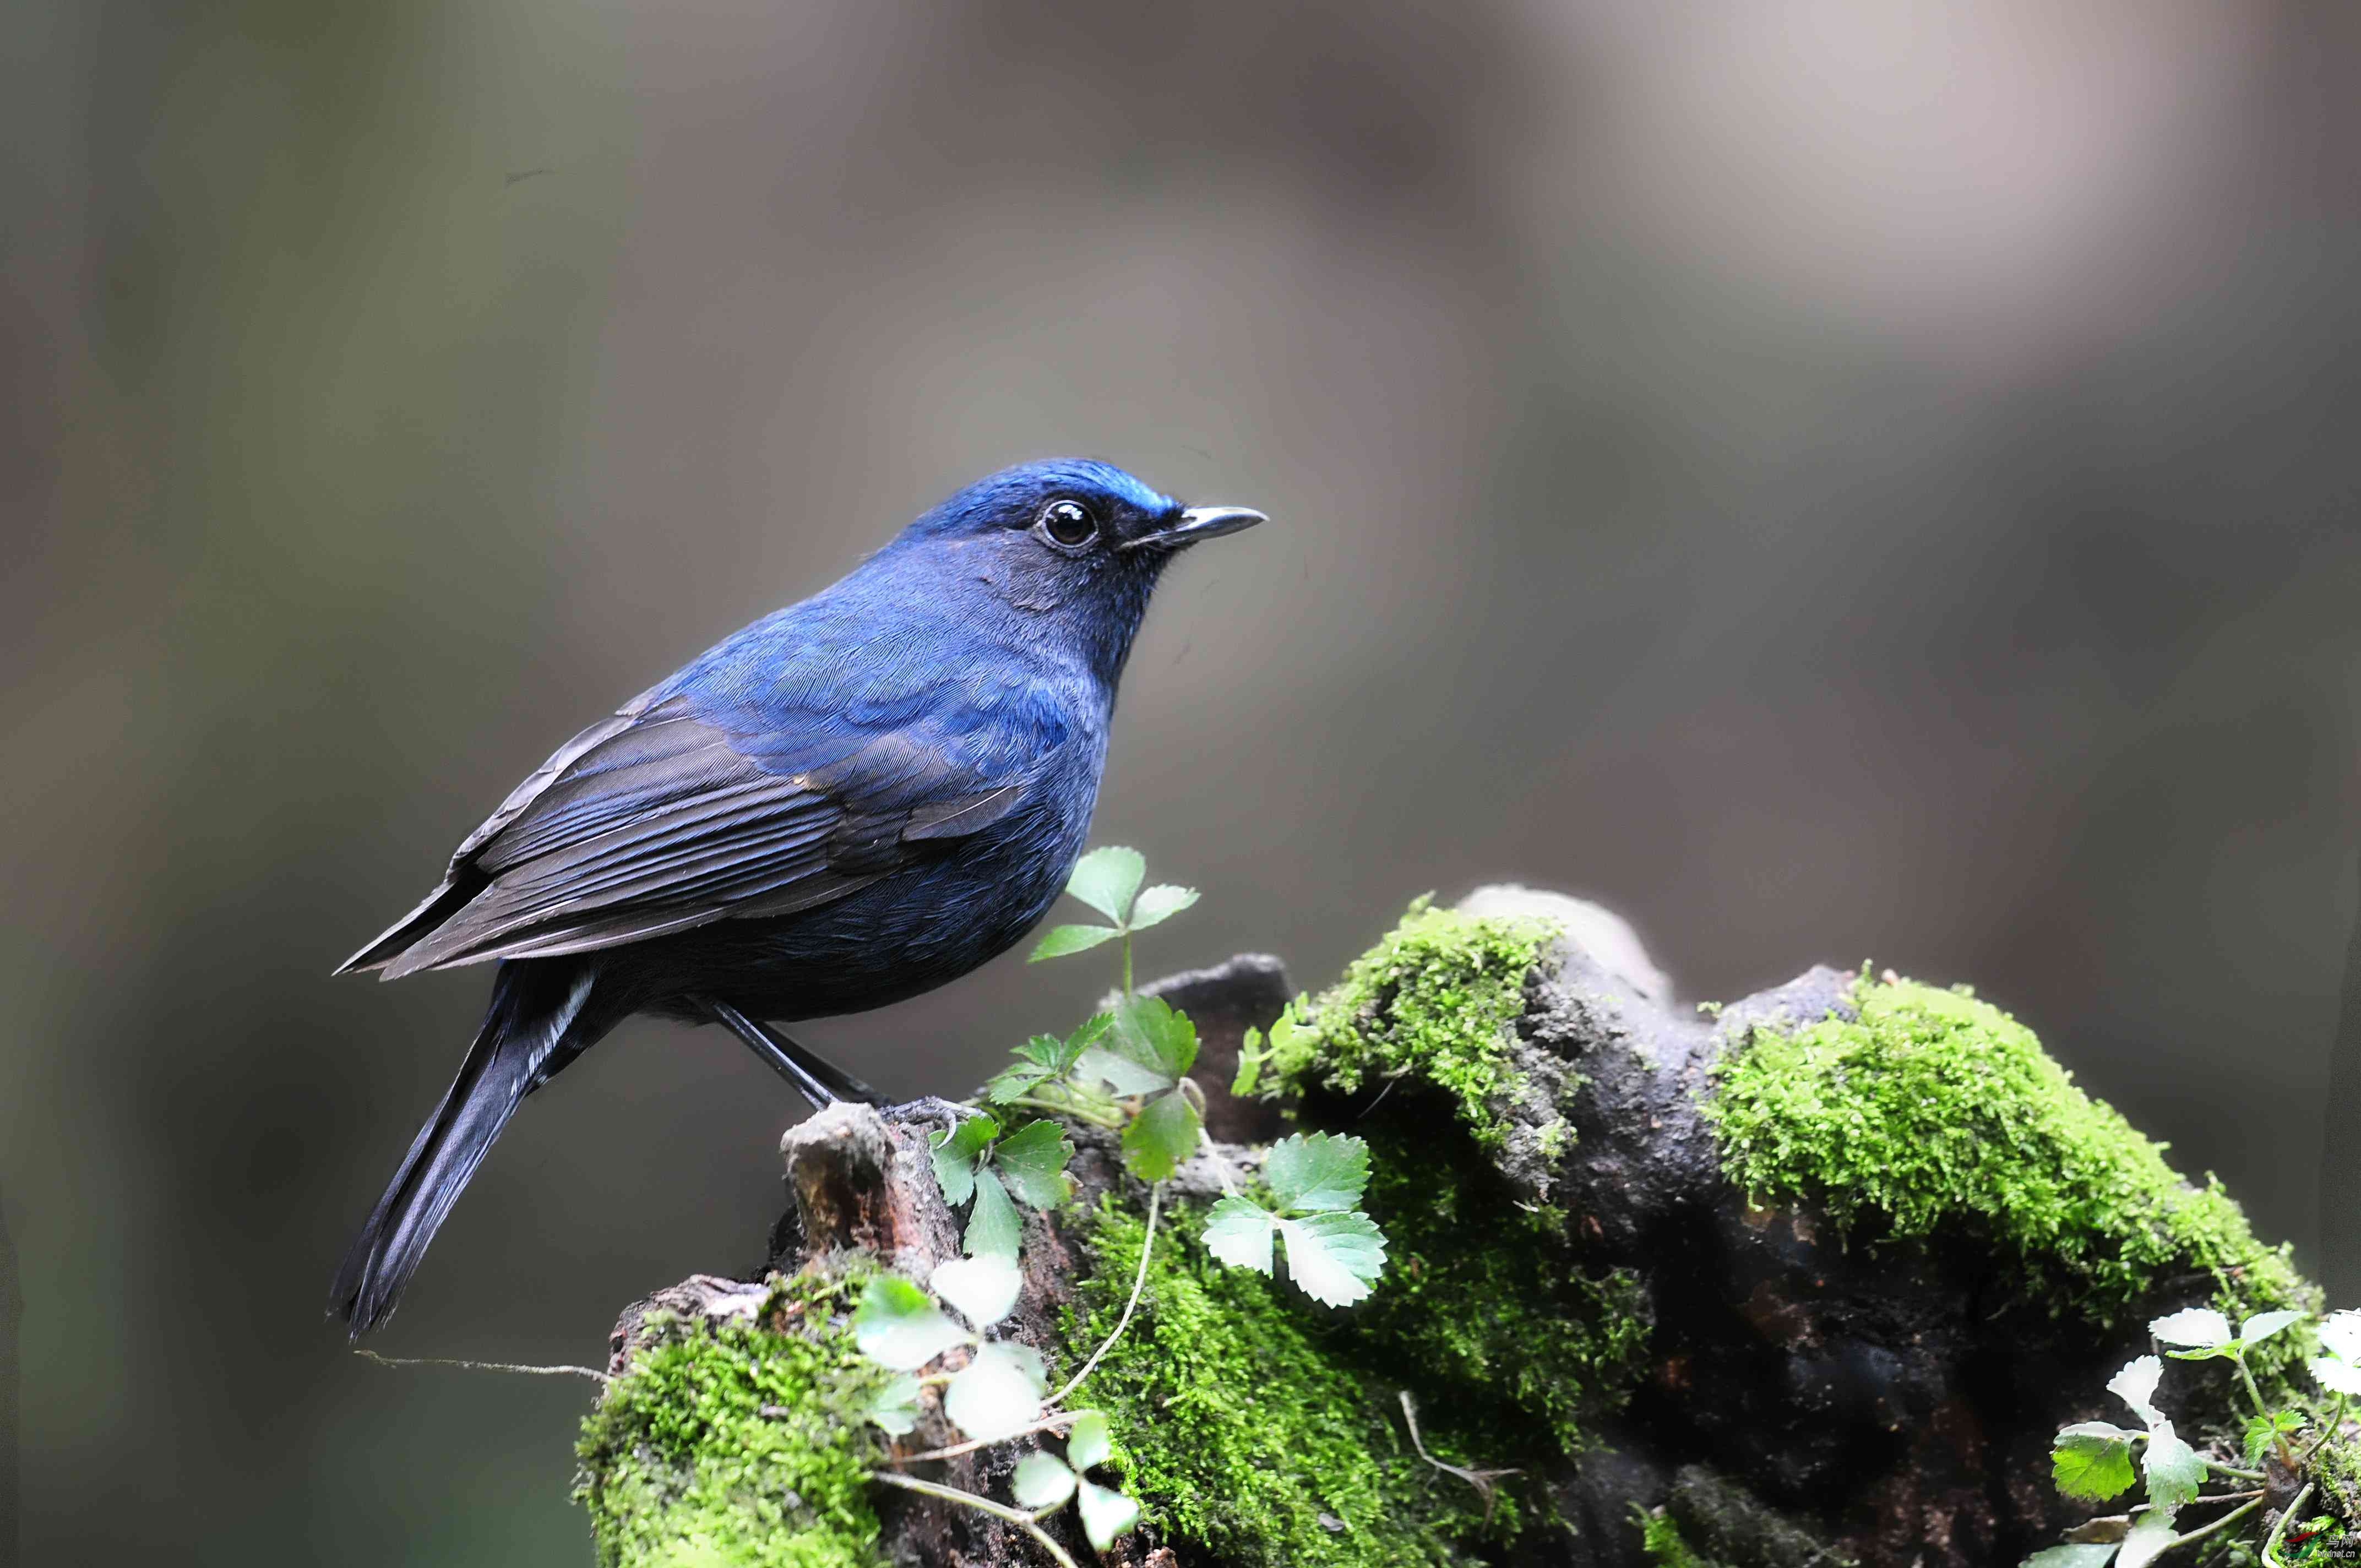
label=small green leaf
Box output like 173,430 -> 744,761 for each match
1065,847 -> 1146,925
1203,1195 -> 1277,1275
2240,1309 -> 2305,1347
1120,1090 -> 1201,1181
1075,1478 -> 1141,1549
1011,1451 -> 1077,1510
2107,1356 -> 2164,1428
868,1374 -> 922,1436
1067,1411 -> 1112,1472
2051,1423 -> 2139,1501
1076,1044 -> 1176,1097
964,1168 -> 1022,1261
1265,1131 -> 1371,1213
853,1277 -> 967,1371
2140,1420 -> 2204,1508
1109,995 -> 1199,1080
1232,1025 -> 1266,1097
983,1062 -> 1052,1105
2021,1547 -> 2118,1568
2148,1307 -> 2232,1352
993,1120 -> 1075,1210
943,1341 -> 1046,1443
929,1114 -> 999,1207
929,1254 -> 1024,1330
2115,1506 -> 2178,1568
2313,1357 -> 2361,1397
1127,884 -> 1199,930
1275,1210 -> 1388,1306
2244,1408 -> 2306,1462
1029,923 -> 1122,962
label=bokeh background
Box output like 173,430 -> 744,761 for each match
6,1 -> 2360,1561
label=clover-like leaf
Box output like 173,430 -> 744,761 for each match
1029,923 -> 1122,962
943,1341 -> 1046,1444
930,1114 -> 999,1207
2050,1423 -> 2139,1501
1275,1210 -> 1388,1306
2313,1357 -> 2361,1398
1075,1478 -> 1142,1549
2115,1506 -> 2179,1568
2148,1307 -> 2233,1354
2140,1421 -> 2204,1509
2245,1408 -> 2306,1463
1120,1090 -> 1201,1182
964,1168 -> 1022,1261
2240,1309 -> 2305,1347
930,1254 -> 1024,1330
853,1276 -> 967,1371
2107,1356 -> 2164,1428
984,1062 -> 1052,1105
993,1120 -> 1075,1210
1075,1044 -> 1175,1097
1127,884 -> 1199,930
1065,847 -> 1146,924
868,1374 -> 922,1436
1067,1410 -> 1112,1473
2022,1546 -> 2118,1568
1109,995 -> 1198,1080
1011,1451 -> 1078,1510
1203,1195 -> 1277,1275
2319,1309 -> 2361,1365
1265,1132 -> 1371,1213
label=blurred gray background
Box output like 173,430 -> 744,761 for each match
6,1 -> 2360,1561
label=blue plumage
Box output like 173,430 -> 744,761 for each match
329,459 -> 1263,1335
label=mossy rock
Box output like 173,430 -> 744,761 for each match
576,1273 -> 895,1568
1705,974 -> 2316,1359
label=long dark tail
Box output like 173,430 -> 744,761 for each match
331,960 -> 610,1337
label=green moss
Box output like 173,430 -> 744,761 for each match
1352,1124 -> 1652,1454
575,1273 -> 893,1568
1269,898 -> 1562,1151
1704,976 -> 2314,1338
2313,1426 -> 2361,1532
1635,1507 -> 1729,1568
1064,1197 -> 1500,1567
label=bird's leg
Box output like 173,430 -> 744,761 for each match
699,998 -> 883,1111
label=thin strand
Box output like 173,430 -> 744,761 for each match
868,1471 -> 1079,1568
356,1348 -> 608,1383
1048,1182 -> 1161,1407
889,1411 -> 1098,1466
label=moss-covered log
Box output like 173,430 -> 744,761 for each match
574,888 -> 2344,1568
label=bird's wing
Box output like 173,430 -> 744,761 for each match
338,686 -> 1036,980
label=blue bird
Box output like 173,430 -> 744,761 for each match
329,459 -> 1263,1335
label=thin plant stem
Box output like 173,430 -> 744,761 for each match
2204,1458 -> 2267,1483
1047,1182 -> 1161,1408
356,1348 -> 608,1383
1008,1095 -> 1124,1130
2297,1392 -> 2351,1467
2163,1493 -> 2265,1550
1196,1125 -> 1239,1197
2261,1481 -> 2314,1567
889,1410 -> 1099,1466
868,1469 -> 1079,1568
2233,1351 -> 2300,1469
1121,926 -> 1133,998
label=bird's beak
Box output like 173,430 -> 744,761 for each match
1124,505 -> 1268,552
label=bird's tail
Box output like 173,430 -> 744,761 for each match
330,960 -> 607,1338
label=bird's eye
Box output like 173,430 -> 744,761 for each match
1037,499 -> 1098,548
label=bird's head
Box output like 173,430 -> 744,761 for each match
878,458 -> 1264,681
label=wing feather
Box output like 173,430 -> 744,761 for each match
346,683 -> 1040,980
